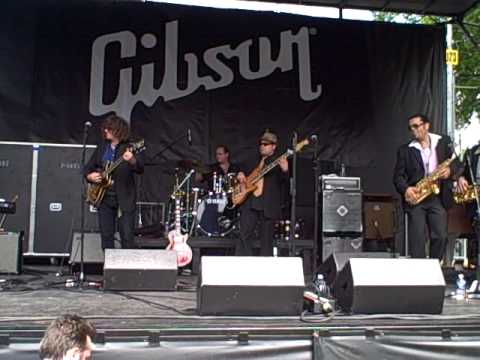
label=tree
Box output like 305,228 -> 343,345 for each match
374,7 -> 480,129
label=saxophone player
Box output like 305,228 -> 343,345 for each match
456,142 -> 480,271
393,114 -> 455,260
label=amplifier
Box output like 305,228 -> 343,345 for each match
0,232 -> 23,274
322,190 -> 363,233
320,176 -> 361,191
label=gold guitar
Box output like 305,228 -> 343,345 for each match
86,140 -> 145,207
232,138 -> 309,207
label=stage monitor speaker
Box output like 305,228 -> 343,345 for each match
103,249 -> 177,291
70,232 -> 104,264
322,235 -> 363,261
322,190 -> 362,233
334,258 -> 445,314
318,251 -> 394,286
197,256 -> 305,316
0,232 -> 23,274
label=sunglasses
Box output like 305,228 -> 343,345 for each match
408,122 -> 424,131
260,142 -> 274,146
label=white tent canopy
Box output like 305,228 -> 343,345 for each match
241,0 -> 479,17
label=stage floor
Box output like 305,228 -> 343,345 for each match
1,264 -> 480,334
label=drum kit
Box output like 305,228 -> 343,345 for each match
167,159 -> 239,237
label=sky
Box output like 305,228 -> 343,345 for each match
154,0 -> 374,20
456,118 -> 480,151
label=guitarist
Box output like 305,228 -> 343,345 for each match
84,114 -> 144,250
236,130 -> 289,256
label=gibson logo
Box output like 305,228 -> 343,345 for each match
89,20 -> 322,121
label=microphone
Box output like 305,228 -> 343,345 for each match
187,129 -> 192,146
84,121 -> 92,129
311,134 -> 318,142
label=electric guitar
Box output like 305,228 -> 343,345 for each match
232,138 -> 309,206
86,140 -> 145,207
166,195 -> 192,267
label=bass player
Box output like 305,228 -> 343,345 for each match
84,114 -> 144,250
235,130 -> 289,256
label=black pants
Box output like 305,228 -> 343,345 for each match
474,220 -> 480,278
236,206 -> 275,256
406,196 -> 447,260
98,194 -> 135,249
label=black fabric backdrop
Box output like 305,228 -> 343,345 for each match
0,1 -> 446,215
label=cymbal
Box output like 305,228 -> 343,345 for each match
177,159 -> 210,174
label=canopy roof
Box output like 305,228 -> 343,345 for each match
244,0 -> 479,17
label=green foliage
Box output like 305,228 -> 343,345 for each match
374,8 -> 480,128
454,8 -> 480,129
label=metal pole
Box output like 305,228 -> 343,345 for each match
289,132 -> 298,257
79,124 -> 90,286
446,24 -> 455,138
404,212 -> 409,257
312,137 -> 319,274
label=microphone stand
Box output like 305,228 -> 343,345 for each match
78,124 -> 90,288
147,131 -> 190,165
312,138 -> 319,275
289,132 -> 298,257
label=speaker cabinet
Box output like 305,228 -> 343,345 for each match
322,190 -> 362,234
322,235 -> 363,261
334,258 -> 445,314
197,256 -> 305,316
34,145 -> 98,254
104,249 -> 177,291
0,232 -> 23,274
363,198 -> 395,239
318,252 -> 394,286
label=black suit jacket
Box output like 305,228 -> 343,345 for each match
242,155 -> 289,220
393,135 -> 454,210
84,140 -> 145,212
460,143 -> 480,219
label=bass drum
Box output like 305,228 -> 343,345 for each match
196,193 -> 238,237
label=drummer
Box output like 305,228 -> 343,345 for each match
196,145 -> 240,191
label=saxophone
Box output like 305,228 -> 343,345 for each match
410,157 -> 455,205
454,185 -> 480,204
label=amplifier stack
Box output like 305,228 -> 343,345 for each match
320,176 -> 363,261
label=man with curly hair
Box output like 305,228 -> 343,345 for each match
39,314 -> 95,360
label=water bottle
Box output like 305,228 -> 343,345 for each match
455,273 -> 467,300
315,274 -> 329,298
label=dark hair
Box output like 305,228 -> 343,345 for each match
216,145 -> 230,155
101,114 -> 130,142
39,314 -> 96,360
408,113 -> 431,125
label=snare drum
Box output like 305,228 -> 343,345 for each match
196,192 -> 237,237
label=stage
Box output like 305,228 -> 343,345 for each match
1,264 -> 480,359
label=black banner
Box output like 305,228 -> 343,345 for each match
0,1 -> 446,200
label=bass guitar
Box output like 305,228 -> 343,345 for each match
232,138 -> 309,206
86,140 -> 145,207
166,194 -> 192,267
